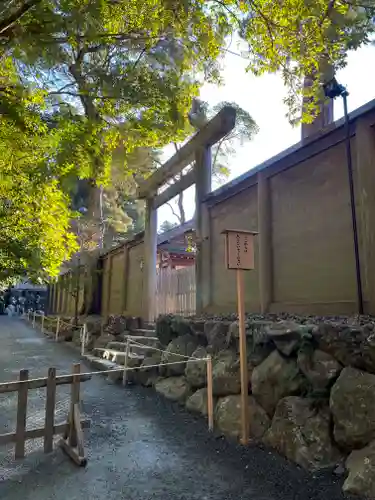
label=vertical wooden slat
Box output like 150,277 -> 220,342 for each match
122,338 -> 130,386
206,356 -> 214,431
55,316 -> 60,341
237,269 -> 249,445
15,369 -> 29,459
73,404 -> 85,457
155,266 -> 196,317
44,367 -> 56,453
41,312 -> 45,334
81,324 -> 87,356
69,364 -> 81,447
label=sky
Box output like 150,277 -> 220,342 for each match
157,42 -> 375,228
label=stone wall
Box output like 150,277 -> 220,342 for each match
140,313 -> 375,498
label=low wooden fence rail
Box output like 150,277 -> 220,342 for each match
0,363 -> 91,466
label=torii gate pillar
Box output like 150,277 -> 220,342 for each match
137,106 -> 236,322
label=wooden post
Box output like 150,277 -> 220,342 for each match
55,316 -> 60,341
237,268 -> 249,445
32,311 -> 36,328
15,369 -> 29,459
222,229 -> 258,445
206,355 -> 214,431
81,324 -> 87,356
122,337 -> 130,386
41,312 -> 45,334
143,198 -> 157,322
69,364 -> 81,448
44,367 -> 56,453
59,363 -> 87,467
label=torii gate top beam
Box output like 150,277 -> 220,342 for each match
136,105 -> 236,199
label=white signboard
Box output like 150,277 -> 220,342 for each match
222,230 -> 257,270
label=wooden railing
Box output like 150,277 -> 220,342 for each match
0,363 -> 90,466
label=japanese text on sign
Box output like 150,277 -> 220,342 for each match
226,231 -> 254,270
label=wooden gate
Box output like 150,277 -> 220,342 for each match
155,266 -> 196,317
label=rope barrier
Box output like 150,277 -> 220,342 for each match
126,337 -> 204,361
78,357 -> 208,378
19,316 -> 215,431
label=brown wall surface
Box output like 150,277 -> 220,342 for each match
270,141 -> 356,306
126,241 -> 144,317
101,255 -> 111,317
107,250 -> 126,315
210,186 -> 259,312
204,108 -> 375,316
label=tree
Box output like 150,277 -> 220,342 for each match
3,1 -> 375,126
0,60 -> 78,285
159,220 -> 178,234
238,0 -> 375,123
163,98 -> 258,225
1,0 -> 234,301
1,0 -> 374,285
4,0 -> 234,245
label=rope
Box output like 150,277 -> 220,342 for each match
59,319 -> 76,328
125,335 -> 158,341
0,357 -> 208,386
127,337 -> 205,361
44,316 -> 57,325
78,357 -> 209,378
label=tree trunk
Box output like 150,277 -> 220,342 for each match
70,58 -> 103,316
301,62 -> 334,142
177,191 -> 186,224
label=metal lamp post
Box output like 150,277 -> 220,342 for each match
323,77 -> 364,315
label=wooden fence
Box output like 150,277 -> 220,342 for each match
155,266 -> 196,317
0,364 -> 90,466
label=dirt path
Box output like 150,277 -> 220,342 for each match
0,317 -> 356,500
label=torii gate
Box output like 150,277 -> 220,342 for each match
136,106 -> 236,321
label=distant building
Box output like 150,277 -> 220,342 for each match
157,220 -> 195,269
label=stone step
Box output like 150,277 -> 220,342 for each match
82,354 -> 123,383
107,338 -> 159,356
133,328 -> 157,338
94,347 -> 143,366
106,341 -> 126,352
142,322 -> 156,331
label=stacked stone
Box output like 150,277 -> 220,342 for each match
134,313 -> 375,498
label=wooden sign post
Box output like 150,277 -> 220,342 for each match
222,229 -> 258,445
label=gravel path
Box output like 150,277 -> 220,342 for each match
0,317 -> 359,500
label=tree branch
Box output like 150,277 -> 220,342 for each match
48,81 -> 76,95
38,32 -> 168,45
0,0 -> 42,35
132,47 -> 147,70
166,202 -> 182,224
